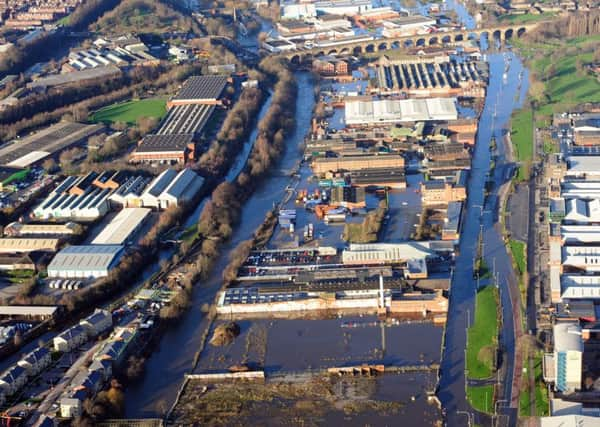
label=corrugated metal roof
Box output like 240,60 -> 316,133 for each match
48,245 -> 123,272
92,208 -> 150,245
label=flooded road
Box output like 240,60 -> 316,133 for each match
437,51 -> 529,426
125,72 -> 315,417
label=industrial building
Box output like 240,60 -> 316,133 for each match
47,245 -> 124,279
565,156 -> 600,178
442,201 -> 463,241
420,179 -> 467,206
33,172 -> 148,220
0,238 -> 60,253
140,168 -> 204,209
344,98 -> 458,125
131,134 -> 195,164
312,154 -> 405,175
314,0 -> 373,15
348,168 -> 406,189
167,75 -> 229,107
0,122 -> 105,168
107,175 -> 151,208
91,208 -> 151,245
4,221 -> 80,237
342,242 -> 435,267
552,323 -> 583,393
381,15 -> 436,38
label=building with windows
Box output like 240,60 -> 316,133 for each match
553,322 -> 583,393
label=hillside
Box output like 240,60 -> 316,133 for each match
91,0 -> 202,35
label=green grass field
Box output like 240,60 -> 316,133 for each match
90,98 -> 167,125
467,384 -> 494,414
509,239 -> 526,275
534,351 -> 549,416
466,285 -> 499,380
511,108 -> 533,163
514,35 -> 600,118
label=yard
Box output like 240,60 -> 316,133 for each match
466,285 -> 499,380
90,97 -> 167,125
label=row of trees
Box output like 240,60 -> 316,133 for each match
196,86 -> 264,177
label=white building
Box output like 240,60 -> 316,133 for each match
47,245 -> 124,279
345,98 -> 458,125
92,208 -> 151,245
563,198 -> 600,224
140,168 -> 204,210
281,3 -> 316,19
381,15 -> 436,38
314,0 -> 373,16
53,325 -> 88,352
60,397 -> 82,418
553,323 -> 583,393
566,156 -> 600,178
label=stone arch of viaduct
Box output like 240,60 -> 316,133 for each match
285,23 -> 540,64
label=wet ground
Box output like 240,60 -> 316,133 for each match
198,316 -> 443,374
172,371 -> 442,426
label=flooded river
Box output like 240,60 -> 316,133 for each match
125,72 -> 315,417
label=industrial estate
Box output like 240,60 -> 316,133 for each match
0,0 -> 596,425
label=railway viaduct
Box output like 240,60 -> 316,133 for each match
282,22 -> 543,63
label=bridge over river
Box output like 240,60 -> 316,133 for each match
282,22 -> 543,64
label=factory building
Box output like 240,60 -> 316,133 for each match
4,222 -> 79,237
344,98 -> 458,126
314,0 -> 373,15
33,172 -> 148,220
166,75 -> 229,108
420,179 -> 467,206
92,208 -> 151,245
342,242 -> 435,267
312,154 -> 405,175
47,245 -> 124,279
140,168 -> 204,210
553,323 -> 583,393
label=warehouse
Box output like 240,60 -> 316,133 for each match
0,238 -> 60,253
107,176 -> 151,208
167,75 -> 229,107
312,154 -> 405,175
140,168 -> 204,209
47,245 -> 124,279
348,168 -> 406,189
342,242 -> 435,266
0,122 -> 105,168
4,222 -> 80,236
131,134 -> 195,164
157,104 -> 215,137
33,173 -> 147,220
344,98 -> 458,125
92,208 -> 151,245
566,156 -> 600,178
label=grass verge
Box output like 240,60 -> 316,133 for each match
466,285 -> 499,379
467,385 -> 494,414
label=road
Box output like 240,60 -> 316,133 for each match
437,51 -> 529,427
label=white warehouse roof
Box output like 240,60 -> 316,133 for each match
345,98 -> 457,125
342,242 -> 434,264
554,323 -> 583,353
92,208 -> 151,245
564,198 -> 600,223
566,156 -> 600,175
47,245 -> 123,278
